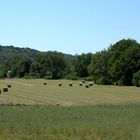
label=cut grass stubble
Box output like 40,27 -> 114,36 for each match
0,79 -> 140,105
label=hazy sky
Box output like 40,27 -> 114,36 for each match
0,0 -> 140,54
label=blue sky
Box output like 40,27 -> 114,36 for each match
0,0 -> 140,54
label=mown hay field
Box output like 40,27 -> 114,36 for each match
0,79 -> 140,105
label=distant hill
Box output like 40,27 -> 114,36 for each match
0,45 -> 39,64
0,45 -> 75,65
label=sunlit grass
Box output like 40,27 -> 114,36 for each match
0,79 -> 140,139
0,104 -> 140,140
0,79 -> 140,105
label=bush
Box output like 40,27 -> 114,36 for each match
84,76 -> 94,81
44,75 -> 52,79
132,71 -> 140,87
24,73 -> 40,79
95,77 -> 112,85
65,74 -> 78,80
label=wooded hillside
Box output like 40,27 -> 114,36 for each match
0,39 -> 140,86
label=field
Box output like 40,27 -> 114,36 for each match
0,79 -> 140,105
0,104 -> 140,140
0,79 -> 140,140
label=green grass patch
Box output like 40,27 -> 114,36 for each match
0,104 -> 140,140
0,79 -> 140,139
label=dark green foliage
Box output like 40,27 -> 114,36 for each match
88,50 -> 111,85
108,39 -> 140,85
0,64 -> 4,78
88,39 -> 140,85
133,71 -> 140,87
0,46 -> 66,79
33,51 -> 66,79
5,56 -> 31,78
0,39 -> 140,85
75,53 -> 91,77
0,45 -> 38,65
64,73 -> 78,80
95,77 -> 112,85
84,76 -> 94,81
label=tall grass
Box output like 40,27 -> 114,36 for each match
0,104 -> 140,140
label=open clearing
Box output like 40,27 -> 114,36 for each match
0,79 -> 140,140
0,79 -> 140,105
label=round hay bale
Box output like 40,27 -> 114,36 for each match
7,84 -> 11,88
89,82 -> 93,86
82,80 -> 85,83
85,85 -> 89,88
58,83 -> 62,86
43,83 -> 47,85
89,83 -> 93,86
69,83 -> 73,86
3,88 -> 8,92
79,83 -> 83,86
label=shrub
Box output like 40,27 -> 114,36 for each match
24,73 -> 40,79
85,76 -> 94,81
95,77 -> 112,85
132,71 -> 140,87
65,74 -> 78,80
44,75 -> 52,79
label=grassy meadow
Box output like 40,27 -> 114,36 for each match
0,79 -> 140,140
0,104 -> 140,140
0,79 -> 140,105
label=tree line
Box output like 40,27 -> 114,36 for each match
0,39 -> 140,86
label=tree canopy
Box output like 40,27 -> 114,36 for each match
0,39 -> 140,86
